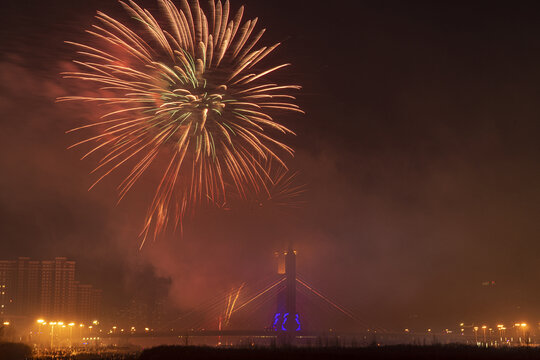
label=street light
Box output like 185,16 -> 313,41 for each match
68,323 -> 75,347
497,325 -> 504,342
49,322 -> 57,349
513,323 -> 526,345
521,323 -> 528,345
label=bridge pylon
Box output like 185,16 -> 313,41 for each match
273,246 -> 300,341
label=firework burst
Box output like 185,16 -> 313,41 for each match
59,0 -> 303,246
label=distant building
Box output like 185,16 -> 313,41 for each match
118,277 -> 169,330
75,283 -> 102,321
0,260 -> 16,317
15,258 -> 41,316
41,257 -> 76,318
0,257 -> 101,322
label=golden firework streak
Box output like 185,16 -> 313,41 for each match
59,0 -> 303,247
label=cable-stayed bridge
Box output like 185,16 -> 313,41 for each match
103,248 -> 383,344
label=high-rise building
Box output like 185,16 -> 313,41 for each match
118,277 -> 169,329
0,257 -> 101,321
39,257 -> 77,318
0,260 -> 16,318
40,260 -> 54,317
53,257 -> 76,318
75,283 -> 102,321
14,258 -> 41,316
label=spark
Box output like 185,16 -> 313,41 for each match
223,283 -> 245,326
232,277 -> 285,313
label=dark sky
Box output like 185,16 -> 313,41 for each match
1,0 -> 540,330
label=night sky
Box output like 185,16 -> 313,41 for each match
1,0 -> 540,330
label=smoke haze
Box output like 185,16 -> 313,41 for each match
1,0 -> 540,330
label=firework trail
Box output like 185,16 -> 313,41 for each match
255,160 -> 306,209
210,159 -> 306,211
223,283 -> 244,326
59,0 -> 303,246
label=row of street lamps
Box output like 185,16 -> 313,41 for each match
468,323 -> 528,345
36,319 -> 99,348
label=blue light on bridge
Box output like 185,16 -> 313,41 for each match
272,312 -> 301,331
272,313 -> 281,331
281,313 -> 288,331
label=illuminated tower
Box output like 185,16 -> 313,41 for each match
285,247 -> 296,324
273,247 -> 300,333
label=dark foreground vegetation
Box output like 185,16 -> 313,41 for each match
24,344 -> 540,360
0,342 -> 32,360
139,345 -> 540,360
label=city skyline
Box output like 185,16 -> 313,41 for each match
1,0 -> 540,339
0,257 -> 101,323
